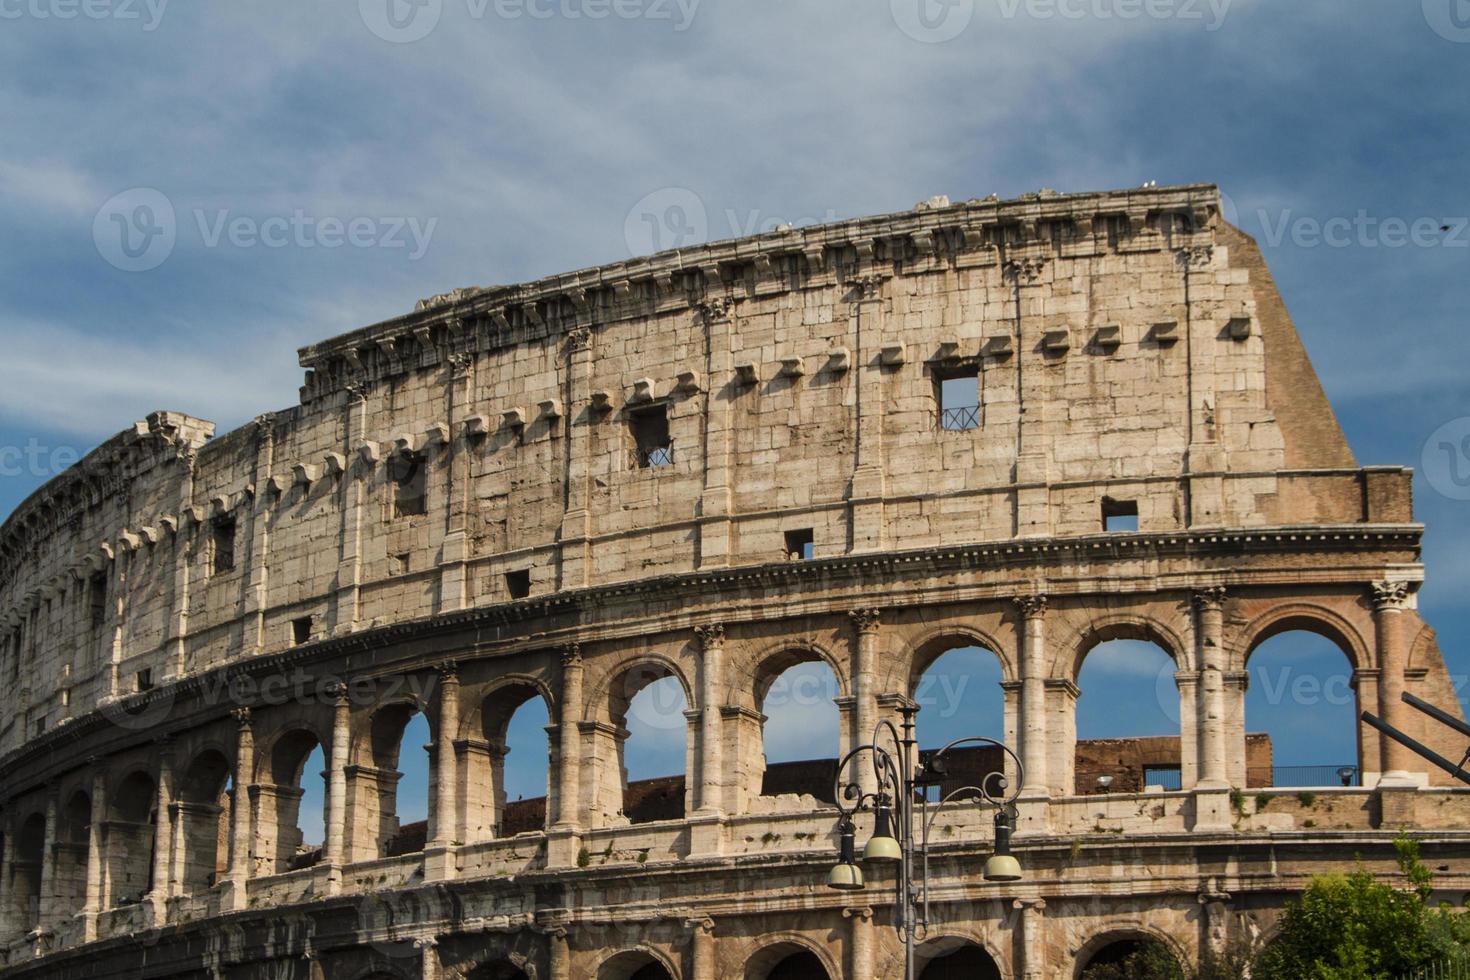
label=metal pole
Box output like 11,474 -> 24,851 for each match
901,706 -> 917,980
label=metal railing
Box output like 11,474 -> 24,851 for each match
631,442 -> 674,469
1400,956 -> 1470,980
1258,765 -> 1361,787
1143,766 -> 1183,790
939,405 -> 980,431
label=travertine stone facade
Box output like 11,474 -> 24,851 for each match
0,184 -> 1464,979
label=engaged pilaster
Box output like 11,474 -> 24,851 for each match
323,685 -> 350,894
1374,581 -> 1423,787
1014,596 -> 1050,799
848,609 -> 881,797
224,708 -> 254,911
426,662 -> 460,881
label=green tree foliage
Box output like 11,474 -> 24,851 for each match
1254,837 -> 1470,980
1080,939 -> 1185,980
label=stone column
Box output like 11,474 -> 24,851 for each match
847,276 -> 887,553
1193,588 -> 1230,789
82,769 -> 105,941
549,927 -> 571,980
1175,671 -> 1200,788
1014,597 -> 1050,799
694,625 -> 725,815
849,610 -> 881,797
845,906 -> 874,980
225,708 -> 254,911
1198,879 -> 1231,960
0,812 -> 14,939
426,663 -> 460,881
1224,671 -> 1250,787
147,739 -> 174,925
323,685 -> 350,894
1374,581 -> 1418,782
558,326 -> 596,588
37,784 -> 58,931
416,936 -> 439,980
553,645 -> 583,829
1014,897 -> 1046,980
688,917 -> 716,980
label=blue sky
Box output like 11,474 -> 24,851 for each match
2,1 -> 1467,832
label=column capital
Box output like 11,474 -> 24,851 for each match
848,608 -> 881,634
324,681 -> 351,707
1191,586 -> 1228,611
685,916 -> 716,935
1013,897 -> 1047,912
694,624 -> 725,650
1372,580 -> 1414,611
696,298 -> 735,322
565,325 -> 592,352
436,661 -> 460,685
232,706 -> 252,729
842,906 -> 874,921
561,643 -> 583,669
1013,595 -> 1048,619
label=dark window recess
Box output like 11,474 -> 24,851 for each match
89,572 -> 108,628
390,453 -> 428,518
212,518 -> 236,574
784,529 -> 815,561
936,368 -> 980,431
505,569 -> 531,600
292,616 -> 313,646
629,405 -> 673,469
1102,498 -> 1140,533
33,718 -> 44,738
135,669 -> 153,692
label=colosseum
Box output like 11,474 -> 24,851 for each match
0,183 -> 1465,979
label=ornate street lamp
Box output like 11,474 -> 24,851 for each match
826,704 -> 1024,980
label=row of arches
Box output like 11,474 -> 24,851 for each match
0,598 -> 1410,945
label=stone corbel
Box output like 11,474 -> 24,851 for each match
158,515 -> 179,536
734,362 -> 760,387
803,245 -> 825,272
675,371 -> 701,394
390,434 -> 418,457
322,452 -> 347,476
1041,328 -> 1071,354
1151,321 -> 1180,346
209,496 -> 231,519
491,310 -> 511,332
421,423 -> 450,450
880,344 -> 906,368
826,348 -> 850,374
462,415 -> 491,439
982,335 -> 1014,359
117,530 -> 141,554
502,406 -> 527,430
628,379 -> 655,405
778,356 -> 805,379
137,526 -> 162,547
539,398 -> 563,421
1226,317 -> 1253,341
358,441 -> 382,466
910,229 -> 936,256
589,391 -> 613,414
292,463 -> 321,487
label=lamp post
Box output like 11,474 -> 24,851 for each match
826,704 -> 1024,980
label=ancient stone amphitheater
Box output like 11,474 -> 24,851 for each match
0,184 -> 1465,979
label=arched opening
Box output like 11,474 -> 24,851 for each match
469,683 -> 553,841
266,730 -> 325,873
12,813 -> 46,928
599,949 -> 675,980
107,772 -> 156,905
362,701 -> 431,858
176,750 -> 231,895
1077,936 -> 1183,980
1076,637 -> 1181,794
1246,628 -> 1360,787
53,791 -> 92,915
918,941 -> 1003,980
745,941 -> 835,980
757,654 -> 841,803
466,962 -> 531,980
610,664 -> 688,825
912,644 -> 1009,798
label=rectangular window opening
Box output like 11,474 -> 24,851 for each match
784,528 -> 815,561
212,518 -> 236,574
936,367 -> 980,431
135,668 -> 153,693
505,569 -> 531,600
292,616 -> 314,646
629,405 -> 673,469
390,453 -> 429,518
1102,498 -> 1140,533
89,572 -> 108,628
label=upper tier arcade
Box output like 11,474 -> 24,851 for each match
0,184 -> 1415,757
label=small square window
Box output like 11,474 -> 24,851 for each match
212,518 -> 236,574
505,569 -> 531,600
390,453 -> 428,518
1102,498 -> 1139,533
136,668 -> 154,692
292,616 -> 313,646
784,529 -> 815,561
629,405 -> 673,469
936,367 -> 980,431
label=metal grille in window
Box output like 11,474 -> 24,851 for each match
940,405 -> 981,431
632,442 -> 674,469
